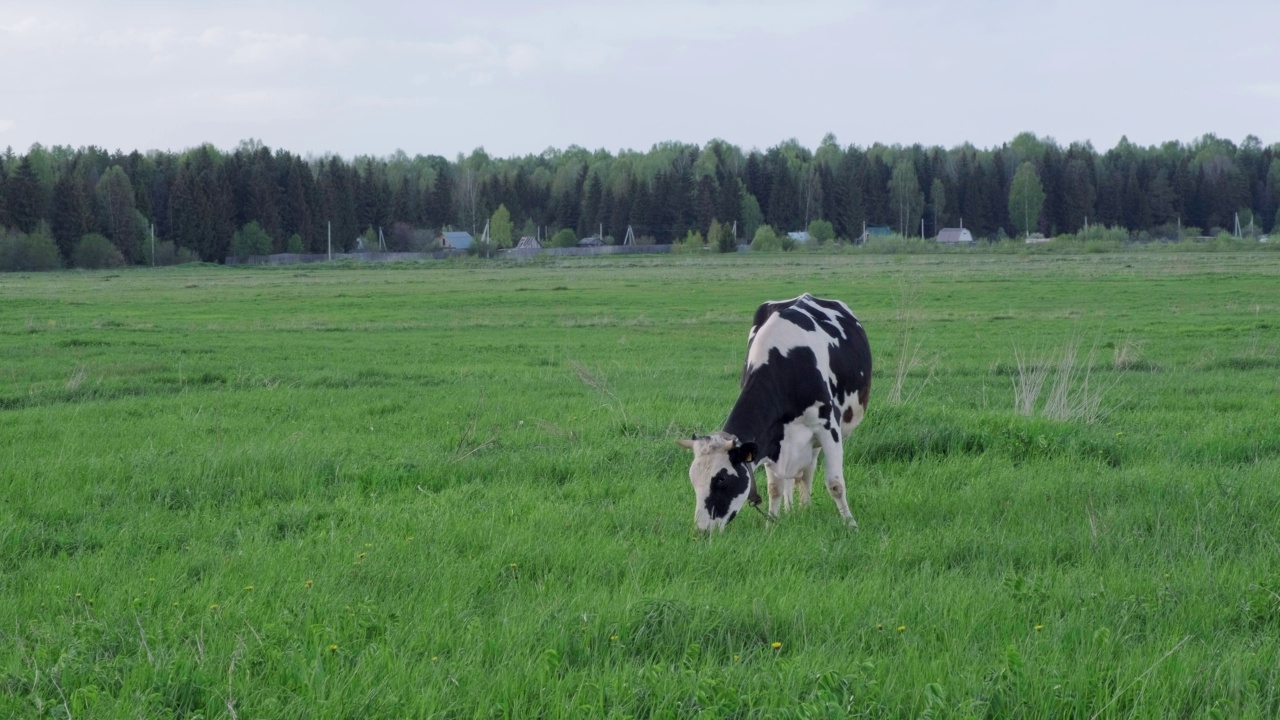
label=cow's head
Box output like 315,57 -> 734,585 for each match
678,432 -> 759,531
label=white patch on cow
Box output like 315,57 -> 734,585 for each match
746,313 -> 838,376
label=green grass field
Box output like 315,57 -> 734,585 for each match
3,251 -> 1279,718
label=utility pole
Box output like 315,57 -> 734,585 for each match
150,223 -> 155,266
327,221 -> 332,260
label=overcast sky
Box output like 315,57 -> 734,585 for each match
2,0 -> 1277,159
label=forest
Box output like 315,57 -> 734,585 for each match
1,131 -> 1278,268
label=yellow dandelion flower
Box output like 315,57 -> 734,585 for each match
432,656 -> 439,662
75,592 -> 82,598
610,635 -> 619,641
148,577 -> 156,582
210,604 -> 219,610
407,536 -> 414,541
328,644 -> 338,653
509,563 -> 517,568
304,579 -> 314,588
1035,624 -> 1044,631
771,642 -> 782,649
897,626 -> 906,632
358,552 -> 367,559
876,623 -> 883,630
243,585 -> 254,591
733,655 -> 740,662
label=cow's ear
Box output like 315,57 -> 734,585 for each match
729,442 -> 757,465
677,437 -> 697,450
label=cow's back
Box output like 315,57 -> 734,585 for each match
742,294 -> 871,426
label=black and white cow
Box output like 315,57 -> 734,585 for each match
679,294 -> 872,530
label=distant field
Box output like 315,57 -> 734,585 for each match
2,252 -> 1279,718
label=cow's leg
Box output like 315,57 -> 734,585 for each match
818,425 -> 856,528
765,464 -> 784,517
796,447 -> 819,506
780,475 -> 795,512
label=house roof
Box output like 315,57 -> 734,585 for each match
937,228 -> 974,243
578,236 -> 604,246
516,236 -> 541,249
441,231 -> 473,249
787,231 -> 811,242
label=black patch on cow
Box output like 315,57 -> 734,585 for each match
703,467 -> 750,520
728,442 -> 758,466
780,308 -> 816,333
843,407 -> 854,423
831,427 -> 840,443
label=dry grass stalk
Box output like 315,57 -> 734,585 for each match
1014,337 -> 1124,424
887,282 -> 937,405
1011,347 -> 1050,416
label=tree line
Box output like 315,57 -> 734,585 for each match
1,132 -> 1278,269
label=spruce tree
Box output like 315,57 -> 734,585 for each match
51,172 -> 93,261
7,155 -> 44,233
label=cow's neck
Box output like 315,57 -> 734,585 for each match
721,373 -> 787,461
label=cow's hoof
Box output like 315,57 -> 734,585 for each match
845,517 -> 859,530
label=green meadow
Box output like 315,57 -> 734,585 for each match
2,250 -> 1279,718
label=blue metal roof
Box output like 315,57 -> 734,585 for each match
441,231 -> 474,249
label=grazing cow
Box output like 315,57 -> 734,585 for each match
679,294 -> 872,530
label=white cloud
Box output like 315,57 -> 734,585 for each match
1239,83 -> 1280,99
198,26 -> 229,47
225,30 -> 365,67
0,119 -> 14,133
343,95 -> 436,110
517,1 -> 870,42
95,26 -> 177,52
504,43 -> 539,76
0,16 -> 37,34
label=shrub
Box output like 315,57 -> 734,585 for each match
860,234 -> 937,254
750,226 -> 782,252
286,234 -> 304,253
390,222 -> 436,251
74,233 -> 125,269
231,221 -> 273,257
551,228 -> 578,248
151,240 -> 197,266
807,219 -> 835,244
672,229 -> 705,254
708,220 -> 736,253
0,229 -> 62,271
